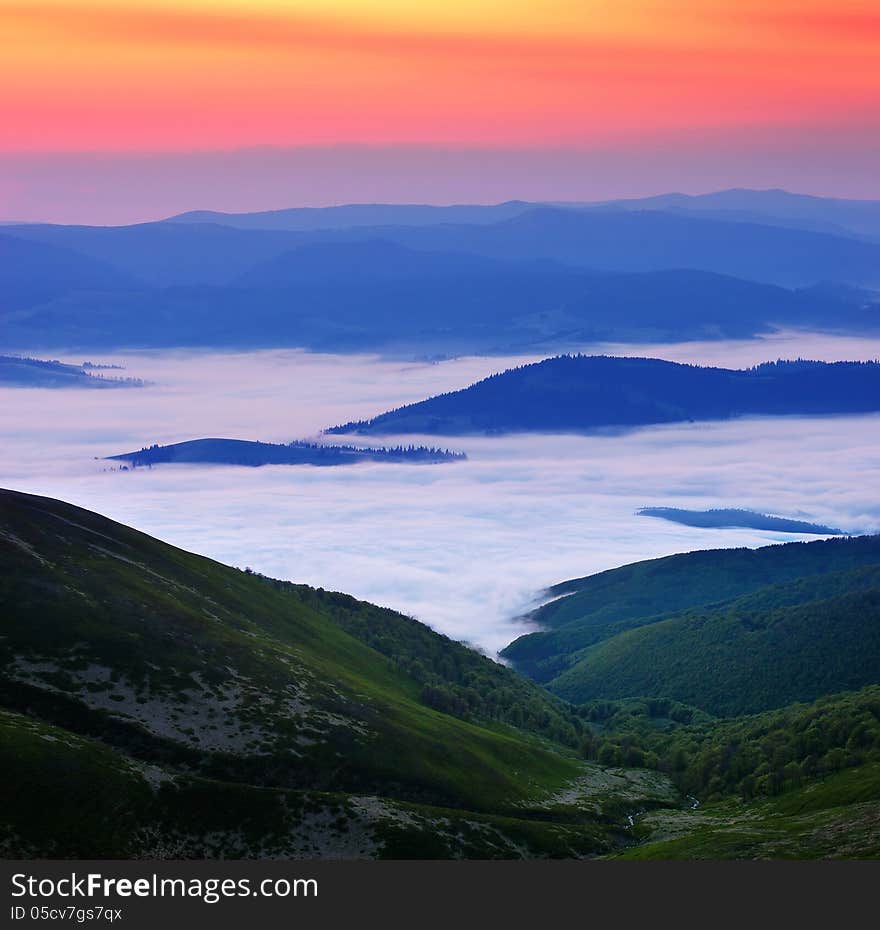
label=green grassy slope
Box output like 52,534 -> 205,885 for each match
0,488 -> 660,858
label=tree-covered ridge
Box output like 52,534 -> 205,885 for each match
638,507 -> 844,535
503,534 -> 880,682
108,437 -> 466,468
328,355 -> 880,436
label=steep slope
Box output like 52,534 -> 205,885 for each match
330,356 -> 880,436
0,489 -> 673,858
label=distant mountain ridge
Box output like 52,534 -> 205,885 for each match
329,356 -> 880,436
165,189 -> 880,242
4,189 -> 880,354
166,200 -> 536,231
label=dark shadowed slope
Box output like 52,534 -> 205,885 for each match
329,356 -> 880,436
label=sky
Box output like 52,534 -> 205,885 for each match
2,331 -> 879,655
1,0 -> 878,222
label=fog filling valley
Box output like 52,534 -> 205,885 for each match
3,329 -> 879,655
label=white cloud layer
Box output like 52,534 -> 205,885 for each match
2,330 -> 879,655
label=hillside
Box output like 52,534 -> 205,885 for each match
3,491 -> 880,858
108,438 -> 465,468
329,356 -> 880,436
0,488 -> 680,858
166,201 -> 535,232
501,536 -> 880,715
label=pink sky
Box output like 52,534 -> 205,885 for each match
1,2 -> 877,223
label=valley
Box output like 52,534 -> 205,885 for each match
2,489 -> 879,858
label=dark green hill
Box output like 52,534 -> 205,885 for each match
552,583 -> 880,715
0,488 -> 678,858
503,535 -> 880,680
502,536 -> 880,715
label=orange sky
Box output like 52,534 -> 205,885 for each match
1,0 -> 877,153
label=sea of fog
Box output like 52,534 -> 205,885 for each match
2,329 -> 879,655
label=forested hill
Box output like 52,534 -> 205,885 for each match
108,438 -> 465,468
329,356 -> 880,436
502,534 -> 880,716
